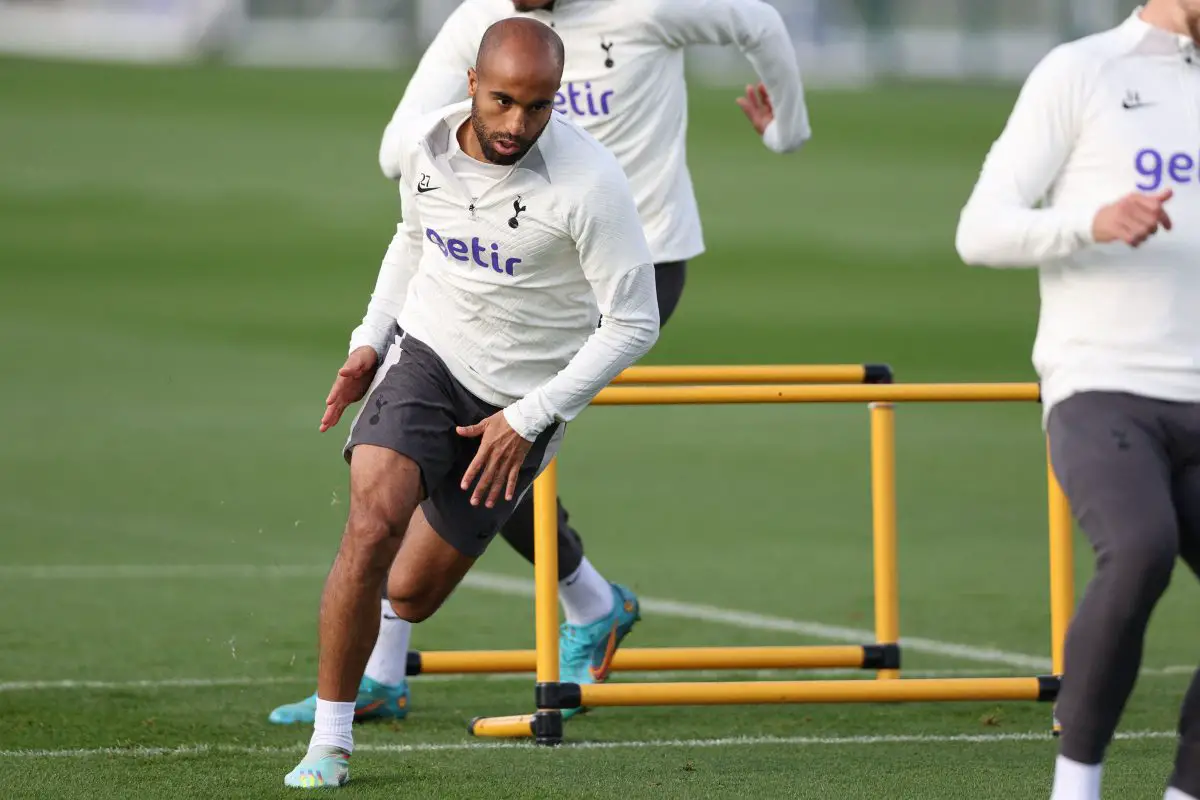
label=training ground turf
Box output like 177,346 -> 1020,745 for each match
1,57 -> 1197,798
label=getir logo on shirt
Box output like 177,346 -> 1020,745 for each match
1135,147 -> 1200,191
426,228 -> 522,276
554,82 -> 614,118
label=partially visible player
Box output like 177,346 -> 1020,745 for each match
955,3 -> 1200,798
283,17 -> 659,788
267,0 -> 811,727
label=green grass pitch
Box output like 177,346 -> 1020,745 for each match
0,57 -> 1196,798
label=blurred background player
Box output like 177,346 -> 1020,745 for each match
269,0 -> 812,727
955,2 -> 1200,798
284,17 -> 660,787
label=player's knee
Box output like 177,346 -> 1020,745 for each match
342,508 -> 402,562
1098,522 -> 1178,602
386,571 -> 451,623
385,591 -> 440,624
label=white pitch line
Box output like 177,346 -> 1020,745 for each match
0,564 -> 1050,669
0,565 -> 329,580
0,730 -> 1178,760
461,572 -> 1053,670
0,669 -> 1001,693
2,666 -> 1192,694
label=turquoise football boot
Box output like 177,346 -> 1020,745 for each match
268,676 -> 409,725
284,745 -> 350,789
557,583 -> 640,720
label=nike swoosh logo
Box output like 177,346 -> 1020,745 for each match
588,620 -> 621,682
354,700 -> 385,717
416,185 -> 440,193
1122,101 -> 1153,109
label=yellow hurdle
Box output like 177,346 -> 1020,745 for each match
577,677 -> 1054,707
1047,442 -> 1076,735
870,403 -> 900,682
591,382 -> 1042,406
612,364 -> 892,385
531,458 -> 562,742
409,363 -> 901,684
465,377 -> 1075,745
468,675 -> 1055,741
413,645 -> 878,674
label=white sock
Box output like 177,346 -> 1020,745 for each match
310,699 -> 355,753
559,557 -> 614,625
1050,755 -> 1102,800
1166,788 -> 1199,800
363,599 -> 411,687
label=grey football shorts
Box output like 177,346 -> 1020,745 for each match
344,333 -> 564,558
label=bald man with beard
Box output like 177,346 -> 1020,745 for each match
283,17 -> 660,789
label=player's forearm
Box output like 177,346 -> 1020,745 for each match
347,229 -> 418,359
955,201 -> 1097,268
348,307 -> 399,361
503,267 -> 660,440
740,5 -> 811,153
663,0 -> 810,152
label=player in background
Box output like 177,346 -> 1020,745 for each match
284,18 -> 659,787
268,0 -> 812,726
955,2 -> 1200,798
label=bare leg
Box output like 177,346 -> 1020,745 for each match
387,505 -> 477,624
317,445 -> 423,702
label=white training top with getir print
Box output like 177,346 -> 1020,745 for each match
349,100 -> 660,441
955,9 -> 1200,417
379,0 -> 812,264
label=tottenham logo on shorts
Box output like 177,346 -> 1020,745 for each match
369,396 -> 388,425
601,39 -> 614,68
426,227 -> 522,276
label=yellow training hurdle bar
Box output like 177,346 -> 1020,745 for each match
405,363 -> 899,681
466,380 -> 1075,746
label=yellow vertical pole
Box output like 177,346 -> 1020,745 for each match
534,458 -> 560,686
1047,441 -> 1074,677
870,403 -> 900,680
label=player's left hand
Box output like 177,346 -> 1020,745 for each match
736,83 -> 774,136
456,412 -> 534,509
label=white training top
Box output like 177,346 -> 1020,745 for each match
448,131 -> 511,198
379,0 -> 812,264
349,101 -> 661,440
955,8 -> 1200,418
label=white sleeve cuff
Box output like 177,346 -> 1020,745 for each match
762,118 -> 809,154
348,320 -> 394,363
1072,203 -> 1100,247
503,403 -> 541,443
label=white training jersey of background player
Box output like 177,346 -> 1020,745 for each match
350,100 -> 660,441
379,0 -> 812,264
955,8 -> 1200,419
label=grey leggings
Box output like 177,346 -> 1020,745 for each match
1047,390 -> 1200,794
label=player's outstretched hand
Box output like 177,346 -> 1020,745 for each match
320,346 -> 378,433
457,412 -> 534,509
736,82 -> 774,136
1093,189 -> 1173,248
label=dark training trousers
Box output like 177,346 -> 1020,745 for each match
497,260 -> 688,580
1048,390 -> 1200,795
